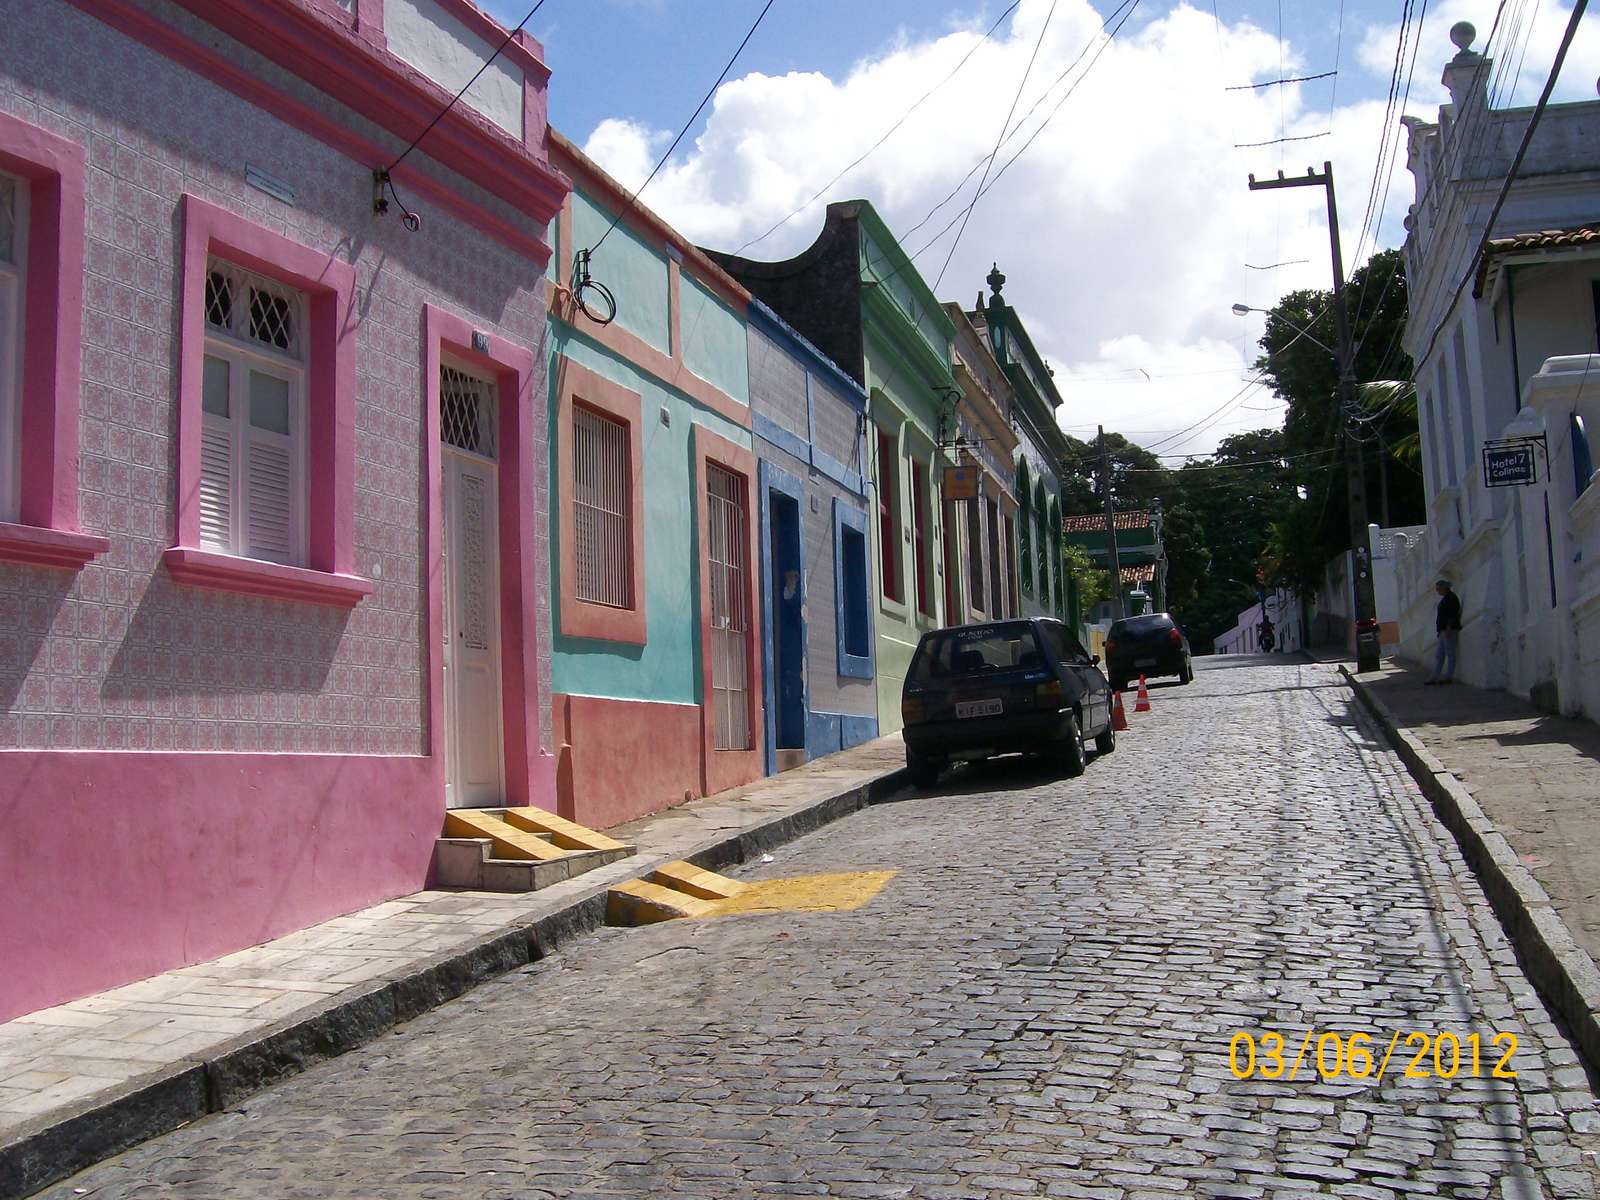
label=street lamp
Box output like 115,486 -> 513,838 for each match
1230,303 -> 1336,356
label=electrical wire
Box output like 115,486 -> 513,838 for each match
589,0 -> 778,258
930,0 -> 1059,291
734,0 -> 1022,255
386,0 -> 550,174
1405,0 -> 1590,388
896,0 -> 1139,251
1225,70 -> 1339,91
902,0 -> 1143,269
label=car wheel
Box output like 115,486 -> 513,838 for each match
1094,720 -> 1116,755
1056,713 -> 1086,777
906,751 -> 942,788
1180,659 -> 1193,685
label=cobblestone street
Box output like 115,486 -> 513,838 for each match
47,660 -> 1600,1198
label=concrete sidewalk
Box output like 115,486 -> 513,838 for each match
1358,659 -> 1600,964
1346,657 -> 1600,1081
0,737 -> 909,1199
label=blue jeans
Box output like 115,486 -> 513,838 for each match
1432,631 -> 1458,681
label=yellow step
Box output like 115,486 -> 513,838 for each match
500,807 -> 630,853
606,879 -> 715,924
442,810 -> 567,862
650,860 -> 749,900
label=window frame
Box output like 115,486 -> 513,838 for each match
0,169 -> 25,525
0,112 -> 107,570
833,497 -> 874,679
911,456 -> 934,618
555,355 -> 646,644
875,425 -> 902,605
570,401 -> 633,609
197,260 -> 309,566
163,194 -> 367,606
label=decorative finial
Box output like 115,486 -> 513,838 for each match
1449,21 -> 1476,51
986,263 -> 1005,297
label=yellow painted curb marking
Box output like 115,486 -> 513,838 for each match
698,871 -> 897,918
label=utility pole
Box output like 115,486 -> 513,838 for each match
1098,425 -> 1125,621
1247,161 -> 1381,671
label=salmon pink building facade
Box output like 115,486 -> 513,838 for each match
0,0 -> 567,1019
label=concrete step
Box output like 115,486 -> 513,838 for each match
434,809 -> 636,893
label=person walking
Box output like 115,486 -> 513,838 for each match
1426,580 -> 1461,685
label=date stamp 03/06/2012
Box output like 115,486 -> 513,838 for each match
1228,1030 -> 1520,1083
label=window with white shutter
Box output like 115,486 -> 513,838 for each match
199,258 -> 305,564
0,172 -> 25,523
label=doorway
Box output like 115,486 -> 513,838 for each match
439,363 -> 505,808
767,488 -> 806,765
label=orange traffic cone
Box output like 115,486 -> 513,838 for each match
1134,674 -> 1152,713
1111,688 -> 1129,731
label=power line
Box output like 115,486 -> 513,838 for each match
931,0 -> 1059,290
590,0 -> 778,256
905,0 -> 1143,266
386,0 -> 550,173
1407,0 -> 1589,384
1233,131 -> 1331,147
1224,70 -> 1338,90
734,1 -> 1022,255
897,0 -> 1138,251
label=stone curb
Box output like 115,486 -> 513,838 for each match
0,765 -> 910,1200
1340,665 -> 1600,1078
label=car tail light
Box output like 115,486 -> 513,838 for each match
1169,628 -> 1182,646
1105,638 -> 1118,655
1035,679 -> 1062,708
901,696 -> 924,724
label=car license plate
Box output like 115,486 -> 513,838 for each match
1136,657 -> 1157,668
955,698 -> 1003,719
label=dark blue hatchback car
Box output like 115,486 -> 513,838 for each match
900,617 -> 1115,787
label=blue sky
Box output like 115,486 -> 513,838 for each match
505,0 -> 1369,146
482,0 -> 1598,454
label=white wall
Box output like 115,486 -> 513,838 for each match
386,0 -> 524,139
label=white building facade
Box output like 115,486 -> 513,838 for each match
1389,25 -> 1600,718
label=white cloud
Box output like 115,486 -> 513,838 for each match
578,0 -> 1588,457
1357,0 -> 1600,111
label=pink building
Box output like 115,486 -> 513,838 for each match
0,0 -> 568,1020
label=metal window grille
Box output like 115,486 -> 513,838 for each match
572,404 -> 632,608
706,464 -> 751,751
205,257 -> 303,359
440,364 -> 498,459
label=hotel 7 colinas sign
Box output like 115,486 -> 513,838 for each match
1482,440 -> 1539,488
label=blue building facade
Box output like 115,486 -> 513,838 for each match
747,302 -> 878,772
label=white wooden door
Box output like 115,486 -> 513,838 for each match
442,447 -> 505,808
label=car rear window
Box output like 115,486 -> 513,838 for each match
910,625 -> 1045,683
1109,614 -> 1173,637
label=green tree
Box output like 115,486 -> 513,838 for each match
1255,248 -> 1423,594
1166,429 -> 1298,648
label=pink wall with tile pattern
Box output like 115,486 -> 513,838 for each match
0,0 -> 559,1018
0,0 -> 554,755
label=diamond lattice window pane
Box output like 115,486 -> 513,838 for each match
0,176 -> 15,265
248,286 -> 294,352
205,257 -> 303,359
205,270 -> 234,332
440,365 -> 497,459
